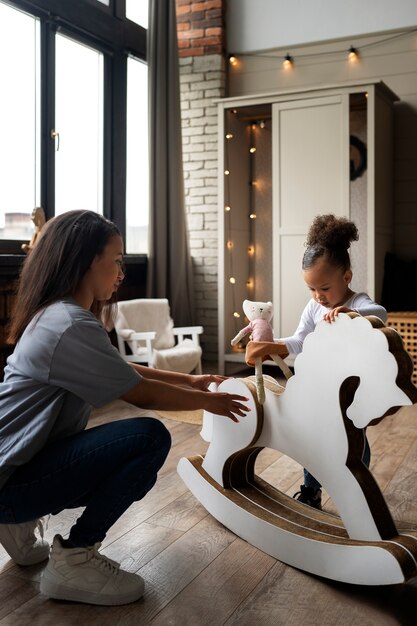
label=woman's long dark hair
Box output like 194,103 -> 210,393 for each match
302,214 -> 359,272
8,210 -> 120,344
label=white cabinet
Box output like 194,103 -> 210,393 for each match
217,82 -> 398,374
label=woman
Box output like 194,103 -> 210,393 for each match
0,210 -> 249,606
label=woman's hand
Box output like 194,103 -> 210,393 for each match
188,374 -> 229,391
323,306 -> 353,323
203,391 -> 250,422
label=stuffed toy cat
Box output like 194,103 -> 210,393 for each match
231,299 -> 291,403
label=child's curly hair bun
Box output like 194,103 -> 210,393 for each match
307,214 -> 359,250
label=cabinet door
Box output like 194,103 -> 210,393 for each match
272,95 -> 350,340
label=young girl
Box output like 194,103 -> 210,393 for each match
0,210 -> 249,606
277,214 -> 387,509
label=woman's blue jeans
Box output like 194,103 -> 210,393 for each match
304,434 -> 371,492
0,417 -> 171,547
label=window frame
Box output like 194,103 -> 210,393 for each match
0,0 -> 147,256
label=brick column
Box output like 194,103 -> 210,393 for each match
176,0 -> 226,362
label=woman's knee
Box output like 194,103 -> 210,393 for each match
134,417 -> 171,458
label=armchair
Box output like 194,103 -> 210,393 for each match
115,298 -> 203,374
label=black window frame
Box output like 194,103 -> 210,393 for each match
0,0 -> 147,257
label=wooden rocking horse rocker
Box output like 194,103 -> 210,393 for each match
178,309 -> 417,586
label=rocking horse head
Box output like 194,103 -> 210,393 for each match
295,313 -> 415,429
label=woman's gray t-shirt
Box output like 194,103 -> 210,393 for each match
0,299 -> 141,489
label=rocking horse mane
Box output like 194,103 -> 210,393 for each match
293,312 -> 413,390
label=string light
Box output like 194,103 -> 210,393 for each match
228,55 -> 238,66
348,46 -> 359,63
224,111 -> 268,336
283,53 -> 294,70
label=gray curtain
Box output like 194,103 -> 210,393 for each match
146,0 -> 195,326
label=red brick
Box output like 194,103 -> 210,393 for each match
179,28 -> 204,39
177,22 -> 191,31
192,1 -> 222,12
176,13 -> 192,23
176,0 -> 191,5
176,5 -> 191,15
178,39 -> 191,48
205,44 -> 223,54
188,10 -> 205,21
193,36 -> 221,47
180,47 -> 205,57
206,27 -> 222,36
192,18 -> 222,29
206,8 -> 222,19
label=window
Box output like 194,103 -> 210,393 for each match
126,1 -> 148,28
0,3 -> 40,242
0,0 -> 148,255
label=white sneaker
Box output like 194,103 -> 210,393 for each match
40,535 -> 144,606
0,518 -> 50,566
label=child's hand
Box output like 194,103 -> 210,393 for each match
323,306 -> 353,323
189,374 -> 229,392
204,392 -> 250,422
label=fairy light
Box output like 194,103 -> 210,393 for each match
224,111 -> 269,343
283,53 -> 294,70
348,46 -> 359,63
228,55 -> 238,66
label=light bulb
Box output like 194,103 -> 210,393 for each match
249,213 -> 257,219
229,55 -> 238,66
227,240 -> 233,249
226,133 -> 233,139
283,54 -> 293,70
229,277 -> 236,284
233,312 -> 241,318
225,205 -> 231,212
248,245 -> 255,255
224,169 -> 230,176
249,147 -> 256,153
259,121 -> 266,129
348,46 -> 359,63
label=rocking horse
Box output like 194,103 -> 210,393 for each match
178,313 -> 417,585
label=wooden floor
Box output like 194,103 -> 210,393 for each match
1,369 -> 417,624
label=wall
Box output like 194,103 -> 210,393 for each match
177,0 -> 226,361
227,0 -> 417,52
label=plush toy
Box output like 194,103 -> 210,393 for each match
231,299 -> 292,403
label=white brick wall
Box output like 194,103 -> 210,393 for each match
179,54 -> 225,361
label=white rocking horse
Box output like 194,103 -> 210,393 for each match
178,313 -> 417,585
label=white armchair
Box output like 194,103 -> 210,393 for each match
115,298 -> 203,374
